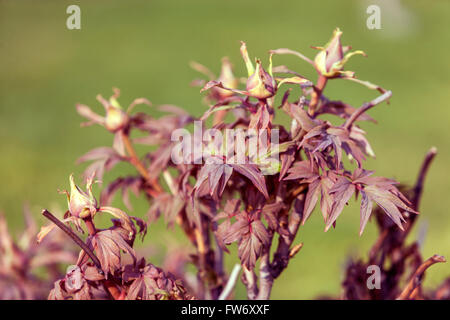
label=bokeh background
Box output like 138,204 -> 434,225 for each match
1,0 -> 449,299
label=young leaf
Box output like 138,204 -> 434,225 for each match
88,229 -> 136,276
326,177 -> 356,231
231,163 -> 269,199
238,219 -> 270,269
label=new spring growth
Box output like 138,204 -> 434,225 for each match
103,91 -> 130,132
66,174 -> 98,219
105,104 -> 129,133
37,174 -> 99,242
313,28 -> 366,78
217,57 -> 239,99
76,88 -> 132,133
240,42 -> 277,99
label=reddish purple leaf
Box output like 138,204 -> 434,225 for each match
231,163 -> 269,199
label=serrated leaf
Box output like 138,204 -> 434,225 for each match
231,163 -> 269,199
326,177 -> 356,231
238,220 -> 269,269
89,229 -> 136,276
359,190 -> 373,236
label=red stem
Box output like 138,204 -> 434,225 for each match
122,132 -> 163,193
397,255 -> 446,300
412,147 -> 437,210
308,75 -> 327,116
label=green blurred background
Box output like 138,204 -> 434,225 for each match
1,0 -> 449,299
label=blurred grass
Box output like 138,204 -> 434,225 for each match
0,0 -> 449,299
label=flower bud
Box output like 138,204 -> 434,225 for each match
216,57 -> 239,99
246,59 -> 277,99
241,42 -> 277,99
313,28 -> 365,78
68,174 -> 97,219
105,105 -> 129,132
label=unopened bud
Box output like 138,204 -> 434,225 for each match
105,105 -> 129,132
216,57 -> 239,99
68,174 -> 97,219
314,28 -> 366,78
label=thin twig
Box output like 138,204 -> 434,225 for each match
343,91 -> 392,129
309,75 -> 328,116
401,147 -> 438,241
397,254 -> 446,300
42,210 -> 101,270
218,264 -> 241,300
122,133 -> 163,193
412,147 -> 437,210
